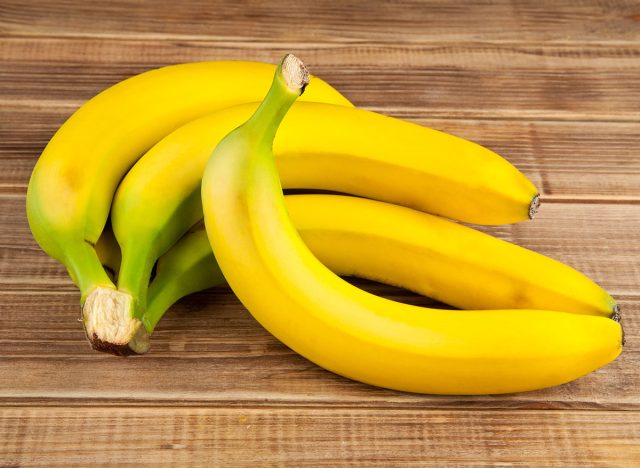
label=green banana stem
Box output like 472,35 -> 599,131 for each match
117,241 -> 158,321
143,281 -> 186,333
65,241 -> 115,302
143,230 -> 225,333
245,57 -> 308,150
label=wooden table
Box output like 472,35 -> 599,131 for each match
2,1 -> 639,465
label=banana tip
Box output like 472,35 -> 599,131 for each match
612,304 -> 621,323
528,194 -> 540,220
612,304 -> 625,347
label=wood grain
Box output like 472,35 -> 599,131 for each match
2,0 -> 640,43
2,407 -> 639,467
2,39 -> 640,121
0,289 -> 637,409
2,0 -> 640,463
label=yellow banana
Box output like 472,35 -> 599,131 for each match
141,194 -> 616,334
111,96 -> 538,350
201,54 -> 622,394
25,60 -> 350,354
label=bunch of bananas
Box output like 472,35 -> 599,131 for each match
27,55 -> 622,394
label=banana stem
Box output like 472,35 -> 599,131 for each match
143,281 -> 185,333
64,241 -> 115,303
245,55 -> 309,150
117,241 -> 158,320
143,267 -> 225,333
143,230 -> 226,333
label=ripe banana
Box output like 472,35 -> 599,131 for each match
111,93 -> 539,350
140,194 -> 616,334
25,60 -> 351,354
201,54 -> 622,394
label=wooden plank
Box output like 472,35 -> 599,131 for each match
3,104 -> 640,199
2,0 -> 640,43
2,39 -> 640,121
1,407 -> 639,466
1,0 -> 638,463
2,194 -> 638,295
0,288 -> 636,409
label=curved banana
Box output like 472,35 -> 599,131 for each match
25,60 -> 350,354
201,55 -> 622,394
112,94 -> 538,348
142,194 -> 616,333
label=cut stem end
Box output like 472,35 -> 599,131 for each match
82,286 -> 150,355
281,54 -> 309,93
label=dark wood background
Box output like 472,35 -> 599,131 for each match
1,1 -> 640,465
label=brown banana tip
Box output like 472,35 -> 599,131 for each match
612,304 -> 621,322
528,194 -> 540,220
611,304 -> 625,346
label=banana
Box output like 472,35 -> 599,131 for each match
141,193 -> 616,334
25,60 -> 350,354
200,54 -> 622,394
111,90 -> 539,351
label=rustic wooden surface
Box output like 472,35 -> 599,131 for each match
1,1 -> 640,466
